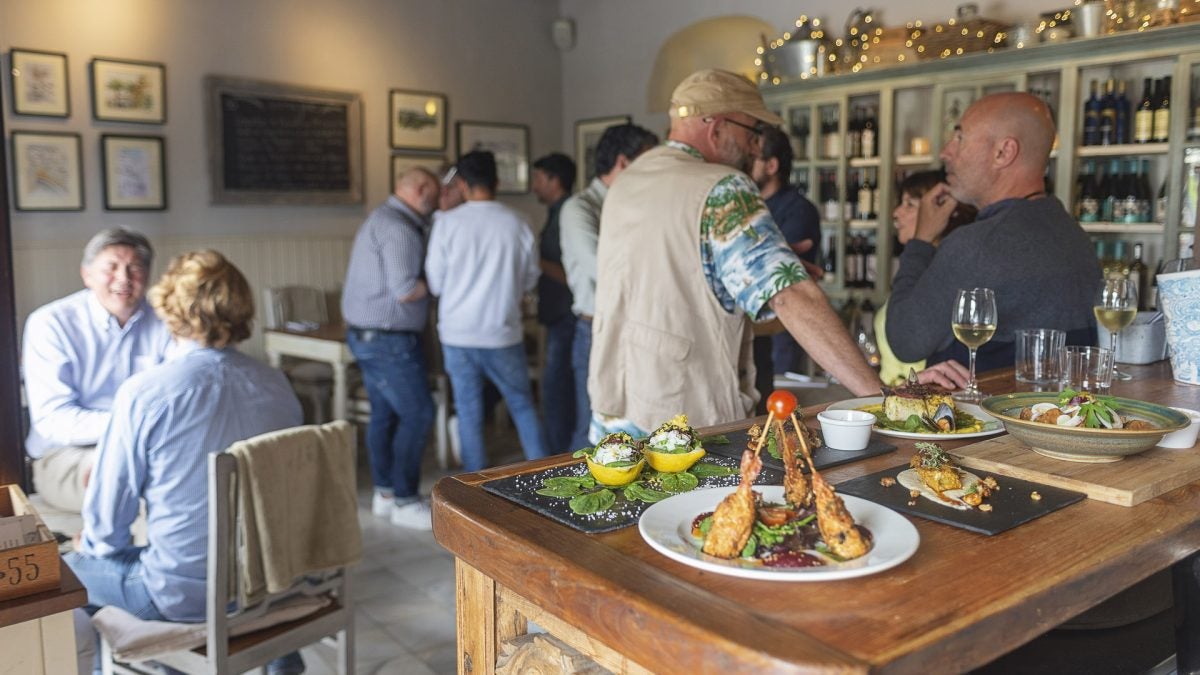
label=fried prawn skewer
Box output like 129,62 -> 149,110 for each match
701,448 -> 763,558
777,417 -> 813,509
794,413 -> 871,560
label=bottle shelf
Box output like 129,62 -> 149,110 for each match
1076,143 -> 1170,157
848,157 -> 882,168
848,219 -> 879,230
896,154 -> 934,167
1079,221 -> 1164,233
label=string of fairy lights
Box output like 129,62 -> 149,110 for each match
758,3 -> 1197,85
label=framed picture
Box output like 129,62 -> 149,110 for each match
9,49 -> 69,117
456,121 -> 530,194
101,134 -> 166,210
205,75 -> 363,205
90,57 -> 166,123
390,89 -> 447,151
10,131 -> 83,211
391,154 -> 447,191
574,114 -> 630,190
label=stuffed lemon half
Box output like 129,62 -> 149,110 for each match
643,414 -> 706,473
574,432 -> 646,487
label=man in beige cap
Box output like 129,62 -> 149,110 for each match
587,69 -> 966,440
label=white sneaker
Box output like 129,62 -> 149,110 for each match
390,500 -> 433,530
372,492 -> 394,518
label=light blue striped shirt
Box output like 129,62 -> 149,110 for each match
80,342 -> 302,621
22,290 -> 173,459
425,200 -> 540,348
341,195 -> 430,331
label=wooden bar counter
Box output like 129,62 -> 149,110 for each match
433,363 -> 1200,674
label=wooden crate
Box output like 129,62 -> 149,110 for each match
0,485 -> 61,602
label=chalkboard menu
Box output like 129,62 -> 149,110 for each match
205,76 -> 362,205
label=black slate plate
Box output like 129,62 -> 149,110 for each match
701,428 -> 897,472
482,453 -> 784,534
835,465 -> 1086,536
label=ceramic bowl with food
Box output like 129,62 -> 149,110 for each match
981,392 -> 1190,463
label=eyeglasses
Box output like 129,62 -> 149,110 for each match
722,117 -> 768,139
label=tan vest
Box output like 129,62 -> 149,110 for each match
589,145 -> 756,432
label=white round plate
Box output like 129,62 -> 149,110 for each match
826,396 -> 1004,441
638,486 -> 919,581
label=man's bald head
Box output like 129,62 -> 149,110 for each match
394,167 -> 440,217
939,91 -> 1055,209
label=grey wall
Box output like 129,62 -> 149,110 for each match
1,0 -> 564,245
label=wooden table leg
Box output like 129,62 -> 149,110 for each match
1175,552 -> 1200,675
332,361 -> 348,421
456,559 -> 497,675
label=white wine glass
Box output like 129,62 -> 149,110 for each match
1094,278 -> 1137,381
951,288 -> 997,403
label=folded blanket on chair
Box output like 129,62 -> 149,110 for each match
229,420 -> 362,608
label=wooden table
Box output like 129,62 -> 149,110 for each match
0,554 -> 86,674
264,323 -> 354,421
433,363 -> 1200,674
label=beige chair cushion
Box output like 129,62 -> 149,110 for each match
92,595 -> 329,662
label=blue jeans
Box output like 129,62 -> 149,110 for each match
347,330 -> 435,499
65,549 -> 302,674
443,343 -> 548,471
542,315 -> 577,453
569,318 -> 593,452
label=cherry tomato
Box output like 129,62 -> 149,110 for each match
766,390 -> 797,418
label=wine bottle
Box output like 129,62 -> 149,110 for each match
1107,240 -> 1128,280
1084,80 -> 1101,146
1134,77 -> 1154,143
861,107 -> 877,159
847,107 -> 863,158
1120,159 -> 1140,224
1099,79 -> 1117,146
1078,160 -> 1101,222
1102,159 -> 1121,222
793,111 -> 810,160
864,237 -> 878,288
1153,76 -> 1171,142
1115,80 -> 1131,145
822,173 -> 839,222
823,233 -> 837,276
1156,176 -> 1167,223
1129,242 -> 1149,310
1137,158 -> 1153,223
857,172 -> 872,220
1094,239 -> 1108,271
845,171 -> 859,221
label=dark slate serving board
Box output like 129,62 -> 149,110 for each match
482,453 -> 784,534
701,428 -> 897,473
835,465 -> 1086,536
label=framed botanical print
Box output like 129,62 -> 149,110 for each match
101,134 -> 166,210
90,57 -> 166,123
455,121 -> 530,194
389,89 -> 447,151
574,114 -> 630,190
390,154 -> 447,191
9,49 -> 70,117
10,131 -> 84,211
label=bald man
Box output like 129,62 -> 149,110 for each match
343,168 -> 440,529
886,92 -> 1102,371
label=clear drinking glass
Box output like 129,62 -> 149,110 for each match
951,288 -> 997,403
1094,278 -> 1137,381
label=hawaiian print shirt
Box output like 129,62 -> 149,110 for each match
666,141 -> 809,321
590,141 -> 808,442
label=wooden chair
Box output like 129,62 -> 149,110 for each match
93,423 -> 357,674
263,286 -> 335,423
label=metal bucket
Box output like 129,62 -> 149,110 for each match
773,39 -> 826,80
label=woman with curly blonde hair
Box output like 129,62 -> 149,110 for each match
67,250 -> 305,674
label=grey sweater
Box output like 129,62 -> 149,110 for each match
885,196 -> 1102,363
